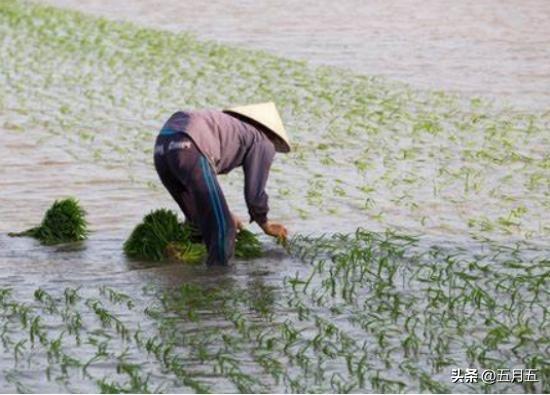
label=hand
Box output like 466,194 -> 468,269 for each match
260,221 -> 288,242
231,213 -> 245,231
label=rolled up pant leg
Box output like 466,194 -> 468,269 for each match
160,135 -> 235,266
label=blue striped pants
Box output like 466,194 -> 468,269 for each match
154,132 -> 236,265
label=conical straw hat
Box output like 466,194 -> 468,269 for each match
224,102 -> 291,153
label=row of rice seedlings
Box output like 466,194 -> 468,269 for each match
154,273 -> 416,392
0,287 -> 185,392
0,227 -> 544,391
284,229 -> 549,392
1,2 -> 548,390
153,288 -> 271,391
2,0 -> 548,238
148,283 -> 274,390
0,290 -> 85,386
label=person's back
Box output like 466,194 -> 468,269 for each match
154,103 -> 290,266
161,109 -> 271,175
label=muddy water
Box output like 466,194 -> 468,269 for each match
38,0 -> 550,110
0,126 -> 301,392
1,1 -> 549,392
0,120 -> 309,391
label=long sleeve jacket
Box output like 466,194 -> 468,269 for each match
161,110 -> 275,224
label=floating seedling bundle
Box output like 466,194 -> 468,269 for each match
124,209 -> 263,264
9,197 -> 88,245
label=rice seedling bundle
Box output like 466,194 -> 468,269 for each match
123,209 -> 188,261
124,209 -> 263,263
9,198 -> 88,245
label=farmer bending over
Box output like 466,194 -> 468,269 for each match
154,102 -> 289,265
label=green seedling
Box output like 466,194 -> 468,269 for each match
9,198 -> 87,245
235,229 -> 263,259
1,1 -> 549,392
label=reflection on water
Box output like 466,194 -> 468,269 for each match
1,227 -> 547,392
39,0 -> 550,110
1,2 -> 549,392
0,229 -> 303,392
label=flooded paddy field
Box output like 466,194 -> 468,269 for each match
39,0 -> 550,111
0,1 -> 549,392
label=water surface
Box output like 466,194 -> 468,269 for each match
39,0 -> 550,110
0,2 -> 548,392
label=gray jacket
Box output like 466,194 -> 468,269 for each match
161,110 -> 275,224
